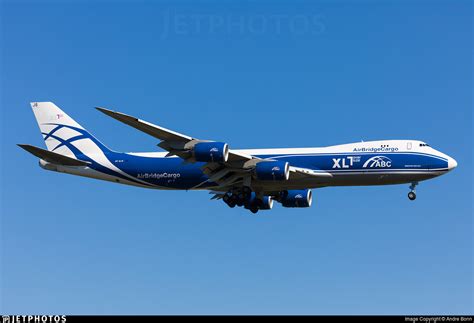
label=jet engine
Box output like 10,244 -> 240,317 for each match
280,189 -> 312,208
193,142 -> 229,163
244,192 -> 274,213
255,161 -> 290,181
256,195 -> 274,210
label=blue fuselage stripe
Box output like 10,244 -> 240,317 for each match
84,151 -> 448,189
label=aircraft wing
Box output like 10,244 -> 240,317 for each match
96,107 -> 331,189
289,166 -> 333,179
96,107 -> 252,164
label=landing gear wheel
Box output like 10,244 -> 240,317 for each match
408,182 -> 418,201
241,186 -> 252,199
250,206 -> 259,214
224,193 -> 238,208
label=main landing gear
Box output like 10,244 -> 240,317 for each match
408,182 -> 418,201
222,186 -> 262,214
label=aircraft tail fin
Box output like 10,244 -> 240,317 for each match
29,102 -> 112,157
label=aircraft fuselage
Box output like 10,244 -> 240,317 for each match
39,139 -> 457,192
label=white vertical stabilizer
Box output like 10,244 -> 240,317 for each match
30,102 -> 110,157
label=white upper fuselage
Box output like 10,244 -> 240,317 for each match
129,139 -> 452,161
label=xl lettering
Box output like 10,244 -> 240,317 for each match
332,157 -> 355,169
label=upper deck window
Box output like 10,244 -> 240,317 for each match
419,143 -> 430,147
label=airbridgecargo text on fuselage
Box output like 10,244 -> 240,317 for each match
137,172 -> 181,179
353,147 -> 399,152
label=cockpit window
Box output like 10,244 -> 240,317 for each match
419,143 -> 430,147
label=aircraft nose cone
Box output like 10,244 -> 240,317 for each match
448,157 -> 458,170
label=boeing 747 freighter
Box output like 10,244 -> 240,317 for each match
19,102 -> 457,214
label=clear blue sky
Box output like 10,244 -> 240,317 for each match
1,0 -> 472,315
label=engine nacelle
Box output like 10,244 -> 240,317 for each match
281,189 -> 312,208
193,142 -> 229,163
244,193 -> 274,210
255,161 -> 290,181
258,196 -> 274,210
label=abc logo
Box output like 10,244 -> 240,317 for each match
363,156 -> 392,168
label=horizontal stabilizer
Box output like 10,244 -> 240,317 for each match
18,144 -> 91,167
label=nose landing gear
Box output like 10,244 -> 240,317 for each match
408,182 -> 418,201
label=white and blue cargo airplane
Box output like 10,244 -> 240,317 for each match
19,102 -> 457,214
